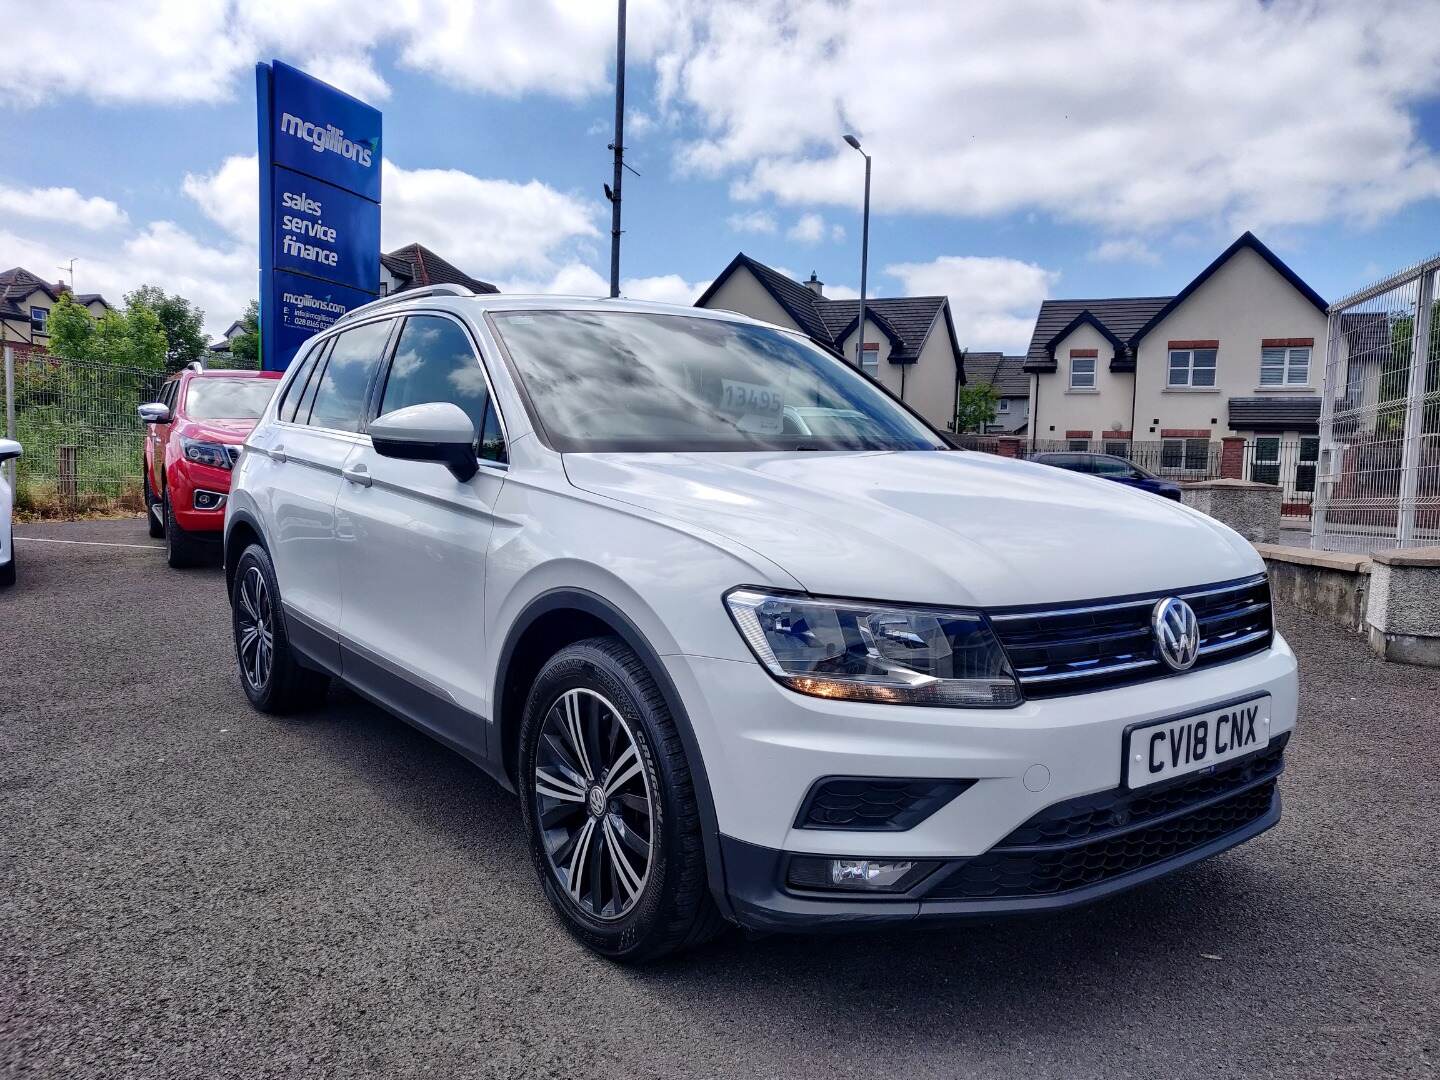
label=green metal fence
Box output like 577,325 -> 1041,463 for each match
3,348 -> 166,518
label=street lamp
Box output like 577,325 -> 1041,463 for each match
843,133 -> 871,373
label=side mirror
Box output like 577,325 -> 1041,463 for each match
369,402 -> 478,482
138,402 -> 171,424
0,438 -> 21,464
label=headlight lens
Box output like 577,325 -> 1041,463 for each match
181,438 -> 232,470
725,588 -> 1021,707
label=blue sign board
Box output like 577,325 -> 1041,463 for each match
271,272 -> 376,362
257,60 -> 382,370
272,168 -> 380,292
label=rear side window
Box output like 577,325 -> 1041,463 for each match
279,340 -> 328,423
379,315 -> 503,459
308,320 -> 392,432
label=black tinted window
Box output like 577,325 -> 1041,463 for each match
379,317 -> 494,450
280,340 -> 326,423
309,321 -> 392,432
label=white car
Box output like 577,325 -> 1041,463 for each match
225,290 -> 1297,962
0,438 -> 20,587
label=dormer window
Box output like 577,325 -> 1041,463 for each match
30,306 -> 48,335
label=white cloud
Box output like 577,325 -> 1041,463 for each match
182,156 -> 258,241
181,153 -> 601,280
830,223 -> 846,243
0,0 -> 684,106
1089,238 -> 1162,265
0,183 -> 127,230
497,262 -> 709,305
381,162 -> 600,275
0,222 -> 252,337
726,210 -> 776,234
787,212 -> 827,244
666,0 -> 1440,231
885,255 -> 1059,353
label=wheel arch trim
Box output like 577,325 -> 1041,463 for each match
493,586 -> 734,920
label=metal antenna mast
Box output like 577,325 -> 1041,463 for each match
607,0 -> 626,298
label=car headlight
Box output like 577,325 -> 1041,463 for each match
724,588 -> 1021,707
181,438 -> 232,470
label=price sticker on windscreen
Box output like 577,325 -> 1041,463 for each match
720,379 -> 784,434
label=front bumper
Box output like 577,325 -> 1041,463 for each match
168,459 -> 232,533
664,633 -> 1298,930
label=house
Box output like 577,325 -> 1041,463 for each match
379,243 -> 498,297
1023,232 -> 1328,479
695,254 -> 966,431
0,267 -> 112,355
208,319 -> 248,355
962,352 -> 1029,434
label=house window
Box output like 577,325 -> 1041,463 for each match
1103,440 -> 1130,457
1161,437 -> 1211,472
858,342 -> 879,374
1069,356 -> 1096,389
1260,346 -> 1309,386
1295,436 -> 1320,492
1168,347 -> 1217,387
30,306 -> 48,334
1067,438 -> 1090,451
1250,437 -> 1281,485
997,398 -> 1010,414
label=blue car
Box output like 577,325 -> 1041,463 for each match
1031,452 -> 1183,501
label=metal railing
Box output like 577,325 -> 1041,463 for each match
1313,254 -> 1440,552
2,347 -> 166,517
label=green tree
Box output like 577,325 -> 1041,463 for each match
953,382 -> 999,433
43,292 -> 165,369
124,284 -> 207,371
44,293 -> 97,359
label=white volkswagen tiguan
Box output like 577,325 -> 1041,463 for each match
225,290 -> 1297,962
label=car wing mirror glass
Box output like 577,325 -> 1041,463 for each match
369,401 -> 479,482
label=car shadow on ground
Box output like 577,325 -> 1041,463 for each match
298,678 -> 1319,1042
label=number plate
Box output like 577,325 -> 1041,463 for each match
1124,696 -> 1271,789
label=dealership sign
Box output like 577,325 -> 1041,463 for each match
256,60 -> 382,370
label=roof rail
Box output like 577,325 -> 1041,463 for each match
332,283 -> 476,328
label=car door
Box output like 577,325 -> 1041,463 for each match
334,312 -> 508,756
246,319 -> 395,653
147,379 -> 178,497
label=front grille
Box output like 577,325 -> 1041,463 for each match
989,575 -> 1272,697
927,742 -> 1284,900
795,777 -> 975,831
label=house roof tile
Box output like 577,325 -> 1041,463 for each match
964,352 -> 1029,396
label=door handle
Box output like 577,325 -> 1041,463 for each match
270,444 -> 288,463
342,464 -> 372,487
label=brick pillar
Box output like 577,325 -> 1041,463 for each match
1220,436 -> 1246,480
996,437 -> 1021,458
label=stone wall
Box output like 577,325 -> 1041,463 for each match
1181,479 -> 1281,545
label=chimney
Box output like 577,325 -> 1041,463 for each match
804,270 -> 824,297
55,280 -> 71,295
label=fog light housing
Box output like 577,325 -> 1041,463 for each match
193,489 -> 225,510
786,855 -> 938,893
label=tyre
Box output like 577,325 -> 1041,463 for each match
518,637 -> 725,963
143,469 -> 164,538
163,491 -> 205,568
0,551 -> 14,588
231,543 -> 330,714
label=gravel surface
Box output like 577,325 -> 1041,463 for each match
3,518 -> 1437,1079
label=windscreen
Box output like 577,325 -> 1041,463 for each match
491,310 -> 944,452
185,379 -> 278,420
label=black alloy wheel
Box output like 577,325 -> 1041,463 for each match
533,686 -> 655,920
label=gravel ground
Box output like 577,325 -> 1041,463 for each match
2,518 -> 1437,1080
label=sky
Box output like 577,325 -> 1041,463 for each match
2,0 -> 1438,346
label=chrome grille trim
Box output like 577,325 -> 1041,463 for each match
989,574 -> 1272,696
